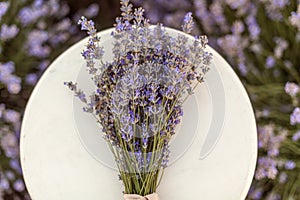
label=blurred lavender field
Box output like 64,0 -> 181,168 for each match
0,1 -> 102,199
1,0 -> 300,199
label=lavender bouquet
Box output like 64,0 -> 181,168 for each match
65,0 -> 212,198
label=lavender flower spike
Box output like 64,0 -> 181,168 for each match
292,131 -> 300,141
285,160 -> 296,170
290,107 -> 300,125
78,16 -> 103,74
78,16 -> 96,36
289,5 -> 300,31
64,81 -> 93,113
285,82 -> 299,97
0,24 -> 19,41
0,2 -> 9,20
181,12 -> 194,34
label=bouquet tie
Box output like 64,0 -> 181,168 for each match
124,193 -> 159,200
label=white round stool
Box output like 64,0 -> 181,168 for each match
20,27 -> 257,200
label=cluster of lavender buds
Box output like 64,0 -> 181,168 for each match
0,0 -> 99,199
66,0 -> 212,196
130,0 -> 300,199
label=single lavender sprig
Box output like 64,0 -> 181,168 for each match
181,12 -> 194,34
120,0 -> 134,22
64,81 -> 93,113
78,16 -> 104,75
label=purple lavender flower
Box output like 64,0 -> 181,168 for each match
155,0 -> 191,11
248,188 -> 263,200
289,5 -> 300,31
76,91 -> 87,103
77,16 -> 102,75
38,60 -> 50,71
64,81 -> 94,113
4,109 -> 20,124
272,0 -> 289,8
284,60 -> 292,68
120,0 -> 134,21
48,0 -> 60,14
0,132 -> 18,158
217,34 -> 247,61
249,23 -> 260,40
258,124 -> 287,158
245,15 -> 261,40
278,172 -> 288,183
0,2 -> 9,20
0,61 -> 22,94
285,160 -> 296,170
285,82 -> 299,97
274,37 -> 288,58
255,157 -> 278,180
181,12 -> 194,33
292,130 -> 300,141
55,18 -> 71,31
26,30 -> 50,58
290,107 -> 300,125
7,76 -> 22,94
9,159 -> 22,173
263,0 -> 289,20
210,2 -> 227,28
18,5 -> 48,26
54,2 -> 70,18
0,24 -> 19,40
250,43 -> 262,54
83,3 -> 99,18
27,30 -> 49,45
162,11 -> 187,31
269,130 -> 287,156
262,109 -> 270,117
231,21 -> 244,34
78,16 -> 93,31
217,35 -> 238,56
266,193 -> 281,200
193,0 -> 214,33
238,62 -> 248,76
18,7 -> 34,26
49,33 -> 70,46
33,0 -> 44,8
25,73 -> 38,85
5,171 -> 15,180
13,179 -> 25,192
0,178 -> 9,190
161,145 -> 170,168
225,0 -> 248,10
266,56 -> 275,68
0,61 -> 14,79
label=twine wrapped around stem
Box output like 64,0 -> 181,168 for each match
124,193 -> 159,200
